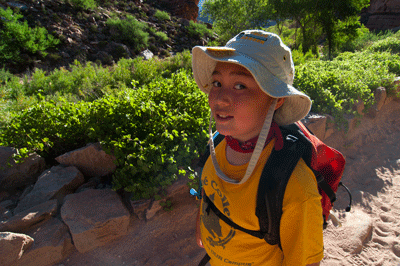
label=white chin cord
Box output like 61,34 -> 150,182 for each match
208,99 -> 277,184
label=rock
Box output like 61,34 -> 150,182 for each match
339,209 -> 373,254
302,113 -> 327,140
0,147 -> 46,191
0,232 -> 34,266
61,189 -> 130,253
367,87 -> 388,119
374,87 -> 387,111
0,205 -> 12,221
361,0 -> 400,30
16,218 -> 75,266
105,42 -> 132,61
146,200 -> 164,220
352,98 -> 365,116
14,165 -> 84,214
19,184 -> 34,201
130,199 -> 152,220
6,2 -> 29,11
55,143 -> 116,178
139,49 -> 154,60
75,176 -> 102,193
0,200 -> 57,233
0,200 -> 14,209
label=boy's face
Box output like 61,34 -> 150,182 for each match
209,62 -> 275,142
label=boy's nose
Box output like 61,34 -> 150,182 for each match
214,87 -> 231,106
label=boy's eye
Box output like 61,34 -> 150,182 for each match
212,81 -> 221,87
234,84 -> 246,90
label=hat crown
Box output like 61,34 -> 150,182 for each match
226,30 -> 294,86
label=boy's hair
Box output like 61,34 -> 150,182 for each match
192,30 -> 311,126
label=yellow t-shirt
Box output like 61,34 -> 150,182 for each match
200,139 -> 324,266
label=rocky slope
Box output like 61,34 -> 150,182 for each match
0,0 -> 212,74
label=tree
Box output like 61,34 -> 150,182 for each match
201,0 -> 273,43
269,0 -> 370,58
314,0 -> 370,59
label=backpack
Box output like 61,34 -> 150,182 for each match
190,121 -> 352,265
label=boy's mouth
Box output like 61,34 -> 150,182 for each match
216,113 -> 233,121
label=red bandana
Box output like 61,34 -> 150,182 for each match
225,121 -> 284,153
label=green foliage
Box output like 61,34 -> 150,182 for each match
70,0 -> 97,10
264,21 -> 298,48
154,10 -> 170,21
186,21 -> 213,39
268,0 -> 369,58
367,36 -> 400,54
154,31 -> 169,42
202,0 -> 271,42
0,69 -> 209,200
0,8 -> 60,63
106,15 -> 149,53
292,47 -> 319,65
294,51 -> 400,127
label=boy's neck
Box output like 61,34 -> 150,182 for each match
226,145 -> 253,166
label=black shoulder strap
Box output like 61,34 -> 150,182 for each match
256,127 -> 309,247
203,194 -> 265,239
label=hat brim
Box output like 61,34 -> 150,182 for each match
192,46 -> 312,125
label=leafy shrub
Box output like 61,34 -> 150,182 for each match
367,36 -> 400,54
338,27 -> 394,53
292,47 -> 319,65
70,0 -> 97,10
294,51 -> 400,126
0,8 -> 60,63
186,21 -> 213,39
22,60 -> 133,101
155,31 -> 169,42
154,10 -> 170,21
106,15 -> 149,53
0,69 -> 209,199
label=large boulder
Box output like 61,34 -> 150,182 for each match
61,189 -> 130,253
55,143 -> 117,178
0,232 -> 34,266
361,0 -> 400,30
15,218 -> 75,266
0,147 -> 45,191
0,200 -> 57,233
14,165 -> 84,214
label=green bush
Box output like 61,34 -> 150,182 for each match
0,8 -> 60,63
338,28 -> 394,53
106,15 -> 149,53
186,21 -> 213,39
367,36 -> 400,54
155,31 -> 169,42
294,51 -> 400,127
292,47 -> 319,65
70,0 -> 97,10
0,69 -> 209,199
154,10 -> 170,21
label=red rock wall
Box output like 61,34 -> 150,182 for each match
361,0 -> 400,30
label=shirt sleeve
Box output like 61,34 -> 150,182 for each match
280,159 -> 324,266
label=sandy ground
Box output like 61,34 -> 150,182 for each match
59,117 -> 400,266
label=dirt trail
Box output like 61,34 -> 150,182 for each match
60,109 -> 400,266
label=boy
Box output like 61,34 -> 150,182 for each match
192,30 -> 324,265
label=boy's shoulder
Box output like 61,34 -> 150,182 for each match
285,157 -> 321,203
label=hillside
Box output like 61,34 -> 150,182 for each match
0,0 -> 214,74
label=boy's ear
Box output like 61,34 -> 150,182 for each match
275,98 -> 285,110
